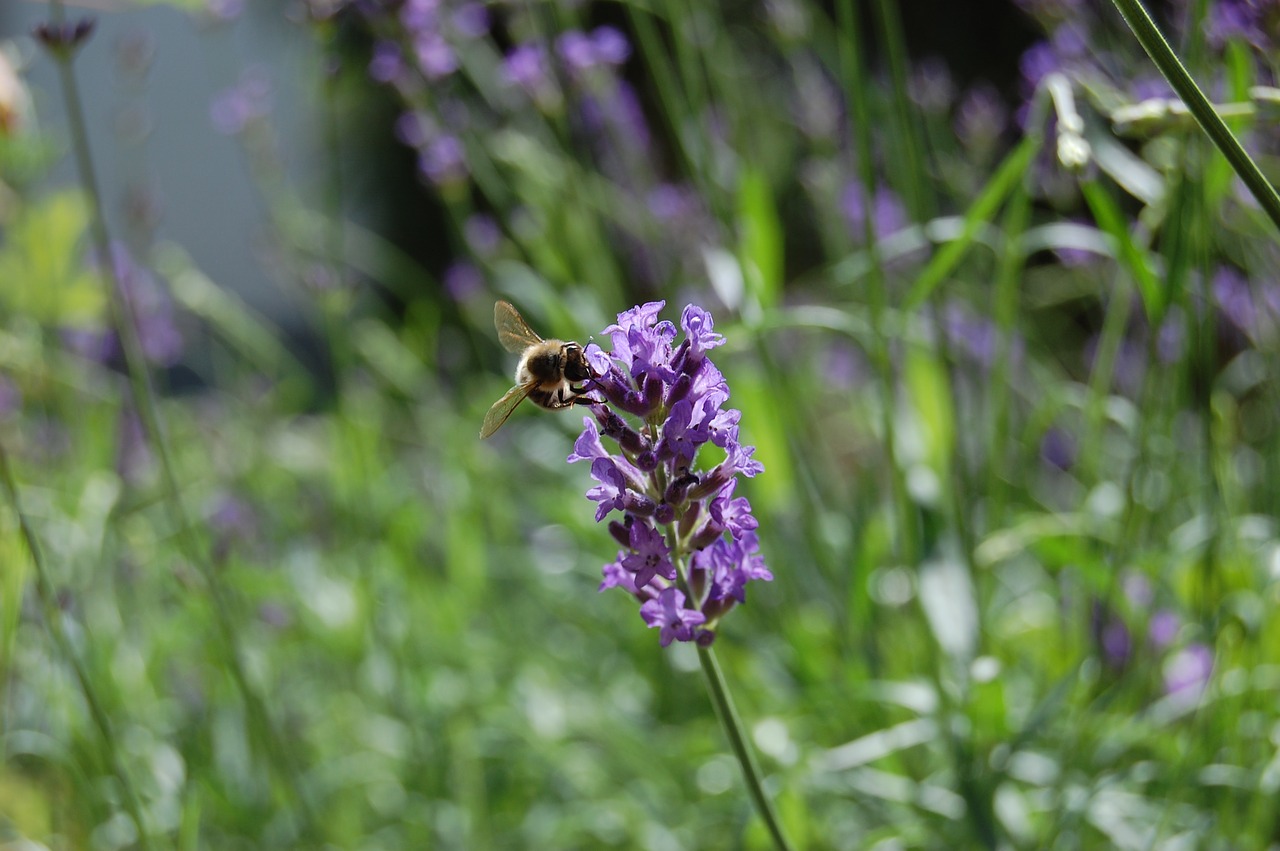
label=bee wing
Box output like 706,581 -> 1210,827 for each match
479,381 -> 538,439
494,300 -> 543,354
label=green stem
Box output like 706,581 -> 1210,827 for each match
1107,0 -> 1280,234
669,554 -> 793,850
696,645 -> 794,851
0,441 -> 155,851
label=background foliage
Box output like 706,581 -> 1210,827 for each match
2,0 -> 1279,848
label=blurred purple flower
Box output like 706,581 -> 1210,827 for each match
1091,599 -> 1132,669
0,375 -> 20,419
955,83 -> 1008,149
1163,642 -> 1212,700
591,26 -> 631,65
502,43 -> 550,92
400,0 -> 440,33
1084,335 -> 1145,397
648,183 -> 699,221
556,30 -> 597,72
205,0 -> 244,22
75,243 -> 183,367
1019,41 -> 1061,91
209,67 -> 271,135
1040,426 -> 1076,471
941,302 -> 1002,368
556,26 -> 631,72
451,2 -> 489,38
394,110 -> 431,148
1213,266 -> 1258,336
369,40 -> 406,84
208,493 -> 257,560
418,134 -> 467,185
840,182 -> 907,242
116,406 -> 152,484
413,32 -> 457,79
571,301 -> 769,646
1148,609 -> 1180,649
1129,74 -> 1174,102
443,262 -> 483,302
579,80 -> 651,153
464,214 -> 502,257
1122,572 -> 1152,606
1206,0 -> 1271,49
258,602 -> 293,629
908,57 -> 954,112
1157,308 -> 1185,364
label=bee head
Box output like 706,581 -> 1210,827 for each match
562,342 -> 595,382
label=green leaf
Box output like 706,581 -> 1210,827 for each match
1080,179 -> 1164,322
904,346 -> 953,474
0,190 -> 105,326
904,135 -> 1037,311
737,167 -> 783,310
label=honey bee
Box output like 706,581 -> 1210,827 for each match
480,300 -> 597,439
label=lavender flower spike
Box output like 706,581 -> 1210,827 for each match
569,302 -> 769,646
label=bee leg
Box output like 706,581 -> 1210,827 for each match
568,384 -> 603,407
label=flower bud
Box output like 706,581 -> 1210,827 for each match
609,519 -> 632,548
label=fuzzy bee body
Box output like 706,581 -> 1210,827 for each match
480,302 -> 596,439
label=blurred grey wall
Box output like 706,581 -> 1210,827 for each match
1,1 -> 320,319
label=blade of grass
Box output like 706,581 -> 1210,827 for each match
903,136 -> 1039,313
1107,0 -> 1280,234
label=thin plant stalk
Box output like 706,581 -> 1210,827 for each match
670,554 -> 794,851
43,4 -> 314,829
0,440 -> 155,851
1107,0 -> 1280,234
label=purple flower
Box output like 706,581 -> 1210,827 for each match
1091,600 -> 1132,669
591,26 -> 631,65
205,0 -> 244,22
709,480 -> 757,538
418,135 -> 467,185
640,587 -> 706,647
620,521 -> 675,588
908,57 -> 954,112
556,30 -> 597,72
77,243 -> 183,367
209,67 -> 271,135
648,184 -> 698,221
555,26 -> 631,72
451,2 -> 489,38
1148,610 -> 1180,649
1164,643 -> 1213,700
442,262 -> 483,302
464,214 -> 502,257
574,302 -> 770,646
413,32 -> 457,80
1213,266 -> 1257,336
840,182 -> 907,241
1206,0 -> 1271,49
680,304 -> 724,362
503,43 -> 550,92
0,375 -> 21,420
1040,426 -> 1076,471
698,532 -> 771,605
369,40 -> 405,84
1122,572 -> 1152,607
955,83 -> 1008,149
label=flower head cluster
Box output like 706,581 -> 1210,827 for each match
568,302 -> 769,646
